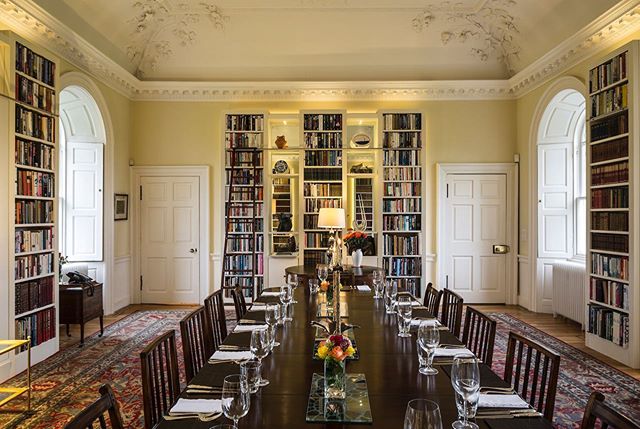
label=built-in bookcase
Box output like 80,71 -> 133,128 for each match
379,112 -> 424,297
586,41 -> 640,369
0,32 -> 59,380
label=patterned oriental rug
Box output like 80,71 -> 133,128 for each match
0,310 -> 637,428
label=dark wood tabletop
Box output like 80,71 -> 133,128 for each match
285,265 -> 381,277
154,287 -> 553,429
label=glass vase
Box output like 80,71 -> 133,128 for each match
326,286 -> 334,307
323,358 -> 346,399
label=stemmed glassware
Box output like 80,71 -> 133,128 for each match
372,268 -> 385,299
417,321 -> 440,375
250,329 -> 270,387
280,284 -> 293,322
221,374 -> 250,428
451,355 -> 480,429
317,264 -> 329,285
264,303 -> 280,347
404,399 -> 443,429
287,273 -> 298,303
308,279 -> 319,295
397,295 -> 413,337
384,280 -> 398,314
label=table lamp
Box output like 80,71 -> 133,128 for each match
318,207 -> 345,270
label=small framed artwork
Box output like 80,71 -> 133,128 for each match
114,194 -> 129,221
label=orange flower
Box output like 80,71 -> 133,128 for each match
330,346 -> 345,361
320,280 -> 329,291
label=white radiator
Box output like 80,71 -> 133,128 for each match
552,260 -> 586,326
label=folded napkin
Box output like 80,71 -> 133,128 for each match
356,285 -> 371,291
210,350 -> 254,361
433,347 -> 474,357
410,318 -> 441,327
261,291 -> 281,297
250,302 -> 266,308
169,398 -> 222,414
233,324 -> 267,333
478,393 -> 530,409
411,301 -> 423,307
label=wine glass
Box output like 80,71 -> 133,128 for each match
250,329 -> 270,387
309,279 -> 320,294
397,295 -> 413,338
287,273 -> 298,303
451,355 -> 480,429
372,268 -> 385,299
404,399 -> 443,429
417,321 -> 440,375
317,264 -> 329,283
221,374 -> 250,428
264,303 -> 280,346
280,284 -> 293,322
239,360 -> 261,394
384,280 -> 398,314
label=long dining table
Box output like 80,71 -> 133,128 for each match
155,286 -> 554,429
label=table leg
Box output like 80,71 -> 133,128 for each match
66,324 -> 70,337
99,313 -> 104,337
79,323 -> 84,347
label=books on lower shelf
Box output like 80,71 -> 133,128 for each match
591,186 -> 628,208
16,169 -> 54,197
591,212 -> 628,231
591,137 -> 628,163
383,235 -> 419,255
383,214 -> 421,231
590,111 -> 628,142
591,253 -> 628,280
15,253 -> 53,280
590,161 -> 628,186
588,305 -> 629,348
591,233 -> 628,253
590,277 -> 628,310
15,228 -> 53,253
15,138 -> 54,170
15,276 -> 54,315
15,307 -> 56,351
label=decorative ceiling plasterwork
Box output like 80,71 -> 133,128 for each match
127,1 -> 228,78
412,0 -> 520,75
1,0 -> 640,101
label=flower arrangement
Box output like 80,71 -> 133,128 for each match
343,230 -> 370,253
316,334 -> 356,362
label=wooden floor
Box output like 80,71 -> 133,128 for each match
59,303 -> 640,380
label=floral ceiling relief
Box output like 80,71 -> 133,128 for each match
413,0 -> 520,75
127,1 -> 229,78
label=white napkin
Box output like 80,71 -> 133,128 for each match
433,347 -> 474,357
478,394 -> 530,409
210,350 -> 254,361
233,324 -> 267,333
356,285 -> 371,291
170,398 -> 222,414
250,302 -> 266,308
261,291 -> 280,297
410,318 -> 441,328
411,301 -> 423,307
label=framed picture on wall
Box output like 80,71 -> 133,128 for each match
114,194 -> 129,221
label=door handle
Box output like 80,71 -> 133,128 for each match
492,245 -> 510,254
189,248 -> 198,254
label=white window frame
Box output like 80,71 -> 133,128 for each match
572,113 -> 587,261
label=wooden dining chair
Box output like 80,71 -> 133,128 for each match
580,391 -> 639,429
231,287 -> 248,320
64,384 -> 125,429
180,306 -> 214,382
504,331 -> 561,421
439,289 -> 464,337
140,330 -> 181,429
204,289 -> 228,350
423,282 -> 442,318
461,306 -> 497,365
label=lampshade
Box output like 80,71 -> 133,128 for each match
317,208 -> 346,229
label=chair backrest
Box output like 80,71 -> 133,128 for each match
504,331 -> 561,421
439,289 -> 463,337
140,330 -> 181,429
180,306 -> 214,382
231,287 -> 247,320
423,282 -> 442,318
462,306 -> 497,365
64,384 -> 125,429
204,289 -> 228,349
580,391 -> 639,429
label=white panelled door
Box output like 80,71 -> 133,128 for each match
140,176 -> 200,304
443,174 -> 508,303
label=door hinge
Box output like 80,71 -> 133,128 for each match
445,275 -> 449,289
140,275 -> 143,291
139,185 -> 143,201
446,184 -> 449,198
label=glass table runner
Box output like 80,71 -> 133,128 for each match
305,373 -> 372,424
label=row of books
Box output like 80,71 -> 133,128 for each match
305,232 -> 330,248
383,235 -> 419,255
304,169 -> 342,181
15,253 -> 53,280
16,170 -> 54,197
227,188 -> 264,201
591,137 -> 628,163
226,115 -> 264,131
389,278 -> 420,296
303,114 -> 342,131
304,133 -> 342,149
15,228 -> 53,253
591,253 -> 628,280
225,150 -> 263,165
15,200 -> 53,224
383,166 -> 422,181
15,277 -> 54,315
303,214 -> 319,229
589,51 -> 627,93
304,197 -> 342,212
590,111 -> 627,142
223,277 -> 259,294
223,254 -> 264,274
15,307 -> 57,351
227,220 -> 264,233
16,74 -> 56,114
383,133 -> 422,149
591,212 -> 628,231
587,305 -> 628,347
15,138 -> 54,170
303,251 -> 328,268
382,113 -> 422,130
590,161 -> 628,186
304,183 -> 342,197
383,150 -> 421,166
591,186 -> 628,209
383,257 -> 422,277
591,233 -> 628,253
225,171 -> 262,186
384,182 -> 421,195
226,236 -> 264,253
304,150 -> 341,166
15,105 -> 55,142
16,42 -> 56,87
383,198 -> 421,212
590,84 -> 627,118
383,214 -> 421,231
590,277 -> 628,310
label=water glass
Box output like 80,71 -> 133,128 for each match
372,269 -> 384,299
221,374 -> 250,428
278,302 -> 287,326
240,360 -> 261,394
264,303 -> 280,346
287,273 -> 299,303
455,390 -> 479,424
416,339 -> 427,369
309,278 -> 320,294
250,329 -> 270,386
384,280 -> 398,314
280,285 -> 293,321
317,264 -> 329,283
397,296 -> 413,337
451,355 -> 480,429
417,321 -> 440,375
404,399 -> 443,429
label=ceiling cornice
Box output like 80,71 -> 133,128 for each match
1,0 -> 639,101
